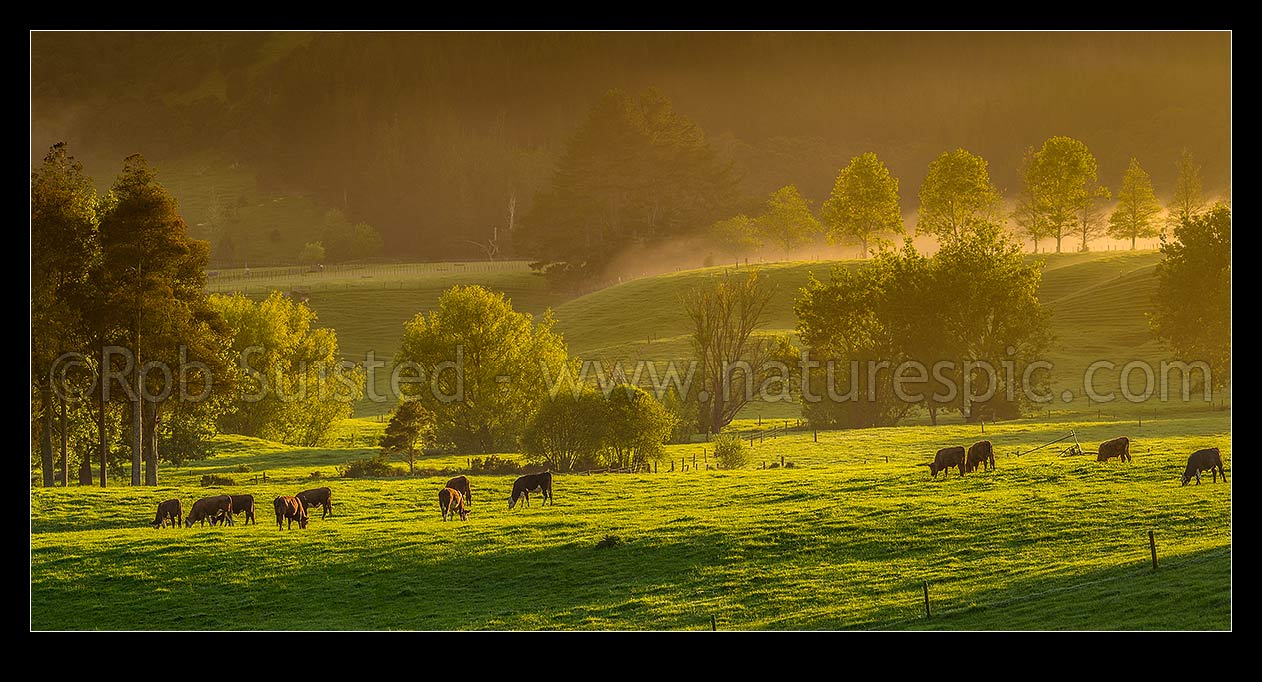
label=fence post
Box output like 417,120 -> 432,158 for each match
711,614 -> 717,631
923,581 -> 931,618
885,456 -> 889,463
780,455 -> 784,467
1149,530 -> 1158,570
814,429 -> 817,443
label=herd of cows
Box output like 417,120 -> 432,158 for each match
150,471 -> 557,529
148,439 -> 1226,530
924,435 -> 1227,486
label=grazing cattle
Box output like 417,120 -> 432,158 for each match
296,487 -> 333,520
1097,436 -> 1132,463
966,440 -> 996,473
438,487 -> 469,522
274,495 -> 309,530
227,494 -> 256,525
445,475 -> 472,508
1182,447 -> 1226,486
151,499 -> 182,529
509,471 -> 553,509
925,446 -> 966,478
185,495 -> 234,528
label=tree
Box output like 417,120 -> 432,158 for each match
1149,205 -> 1230,393
708,214 -> 762,256
299,241 -> 326,265
1020,136 -> 1100,253
1013,146 -> 1053,253
602,384 -> 677,471
755,185 -> 823,255
395,285 -> 572,452
94,154 -> 228,485
1076,180 -> 1111,252
379,401 -> 436,475
31,142 -> 99,487
916,148 -> 1000,244
682,269 -> 783,435
212,292 -> 364,446
1169,149 -> 1206,225
712,434 -> 749,470
821,152 -> 903,258
520,389 -> 607,473
322,210 -> 384,262
1108,158 -> 1163,249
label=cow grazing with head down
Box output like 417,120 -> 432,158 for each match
185,495 -> 234,528
151,499 -> 182,529
965,440 -> 995,473
296,487 -> 333,520
439,487 -> 469,522
226,494 -> 255,525
274,495 -> 308,530
445,475 -> 472,508
509,471 -> 553,509
1097,436 -> 1132,463
1182,447 -> 1226,486
924,446 -> 966,478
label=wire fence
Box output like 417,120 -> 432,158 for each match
204,259 -> 541,295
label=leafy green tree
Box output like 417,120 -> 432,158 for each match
31,142 -> 100,487
94,154 -> 230,485
299,241 -> 326,265
1108,158 -> 1163,249
520,388 -> 607,473
396,285 -> 572,453
756,185 -> 823,254
602,384 -> 677,471
708,214 -> 762,256
1150,205 -> 1230,392
822,152 -> 903,258
712,434 -> 749,470
916,148 -> 1000,244
1013,146 -> 1053,253
379,401 -> 436,475
1169,149 -> 1206,225
323,210 -> 384,262
211,291 -> 364,446
1021,136 -> 1100,253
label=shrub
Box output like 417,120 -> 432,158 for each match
201,474 -> 236,487
337,453 -> 404,478
595,534 -> 624,549
308,471 -> 323,479
235,464 -> 253,473
713,435 -> 750,470
469,454 -> 528,475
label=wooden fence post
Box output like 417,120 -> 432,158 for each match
923,581 -> 931,618
711,614 -> 717,631
814,429 -> 817,443
780,455 -> 785,467
1149,530 -> 1158,570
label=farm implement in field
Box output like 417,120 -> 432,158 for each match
1016,430 -> 1086,458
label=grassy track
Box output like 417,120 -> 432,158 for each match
31,410 -> 1230,630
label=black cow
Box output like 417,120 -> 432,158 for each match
151,499 -> 182,529
296,487 -> 333,520
1181,447 -> 1226,486
509,471 -> 553,509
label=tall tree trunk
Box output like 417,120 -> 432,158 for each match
928,405 -> 938,426
98,391 -> 108,488
130,392 -> 142,486
1132,235 -> 1137,250
40,383 -> 55,487
60,394 -> 68,487
144,398 -> 158,486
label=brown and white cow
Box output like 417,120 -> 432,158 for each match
274,495 -> 309,530
185,495 -> 234,528
445,475 -> 472,508
439,487 -> 469,522
151,498 -> 182,529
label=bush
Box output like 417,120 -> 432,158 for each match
235,464 -> 253,473
337,453 -> 404,478
595,534 -> 624,549
201,474 -> 236,487
713,435 -> 750,470
469,454 -> 529,475
308,471 -> 323,479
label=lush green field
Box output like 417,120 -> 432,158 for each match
31,409 -> 1230,630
